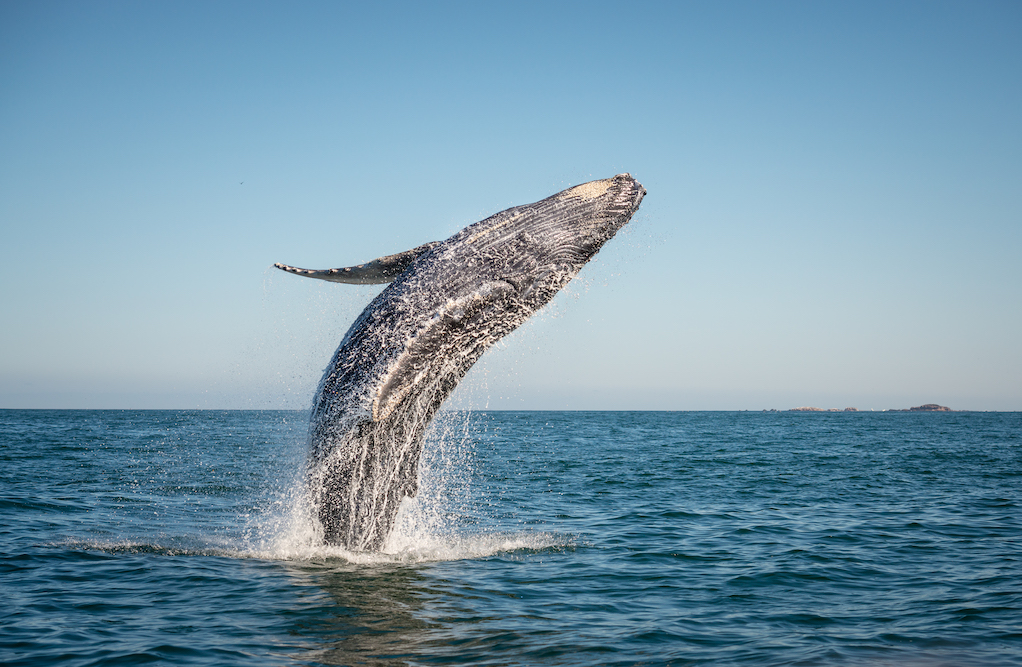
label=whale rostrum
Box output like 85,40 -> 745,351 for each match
276,174 -> 646,551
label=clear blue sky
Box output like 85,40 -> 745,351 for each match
2,1 -> 1019,410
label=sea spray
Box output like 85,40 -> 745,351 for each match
247,408 -> 573,563
385,409 -> 478,553
250,408 -> 477,562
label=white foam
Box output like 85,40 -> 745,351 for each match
247,528 -> 570,564
62,527 -> 572,565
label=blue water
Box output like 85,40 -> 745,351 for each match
1,410 -> 1020,666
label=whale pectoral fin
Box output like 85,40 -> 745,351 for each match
274,241 -> 440,285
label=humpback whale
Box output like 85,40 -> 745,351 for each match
275,174 -> 646,550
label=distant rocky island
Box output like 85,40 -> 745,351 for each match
886,404 -> 954,412
781,404 -> 954,412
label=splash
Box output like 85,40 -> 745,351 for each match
235,410 -> 574,564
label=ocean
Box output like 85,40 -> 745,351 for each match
1,409 -> 1019,666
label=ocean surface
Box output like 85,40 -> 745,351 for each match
1,409 -> 1019,666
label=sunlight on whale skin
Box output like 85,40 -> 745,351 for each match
275,174 -> 646,551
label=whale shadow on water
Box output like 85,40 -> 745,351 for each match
276,174 -> 646,552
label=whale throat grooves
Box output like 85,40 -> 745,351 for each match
277,174 -> 646,551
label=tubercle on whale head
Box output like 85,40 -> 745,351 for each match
552,173 -> 646,258
595,173 -> 645,222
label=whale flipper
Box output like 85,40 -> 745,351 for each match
274,241 -> 440,284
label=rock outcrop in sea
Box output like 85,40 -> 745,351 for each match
786,404 -> 955,412
889,404 -> 954,412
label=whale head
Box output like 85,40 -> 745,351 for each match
426,173 -> 645,310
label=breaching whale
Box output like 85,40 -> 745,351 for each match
275,174 -> 646,551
